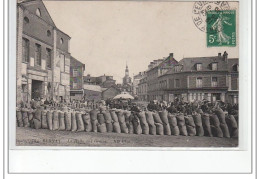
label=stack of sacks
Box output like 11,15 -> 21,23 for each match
209,114 -> 223,138
215,108 -> 230,138
176,113 -> 188,136
110,110 -> 121,133
167,113 -> 180,136
225,114 -> 238,138
132,113 -> 142,134
159,110 -> 171,136
117,110 -> 128,133
102,110 -> 113,133
97,113 -> 107,133
137,111 -> 149,135
64,110 -> 72,131
90,109 -> 98,132
201,113 -> 213,137
184,115 -> 196,136
192,113 -> 204,136
124,111 -> 132,134
82,112 -> 92,132
152,112 -> 164,135
145,111 -> 156,135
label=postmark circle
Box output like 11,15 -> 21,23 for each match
192,1 -> 230,32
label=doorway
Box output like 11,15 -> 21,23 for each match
31,80 -> 43,100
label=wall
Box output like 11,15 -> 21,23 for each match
102,88 -> 120,100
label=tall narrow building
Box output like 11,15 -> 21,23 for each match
122,63 -> 132,85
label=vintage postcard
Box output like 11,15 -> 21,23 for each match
15,0 -> 239,148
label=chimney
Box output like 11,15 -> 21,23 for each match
218,53 -> 221,57
169,53 -> 174,58
223,51 -> 228,61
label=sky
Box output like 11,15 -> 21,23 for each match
44,1 -> 239,83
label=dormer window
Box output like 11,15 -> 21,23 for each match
60,38 -> 64,44
211,62 -> 218,70
23,16 -> 29,24
36,8 -> 41,17
196,63 -> 202,71
174,65 -> 182,72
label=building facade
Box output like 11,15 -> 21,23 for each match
146,53 -> 178,101
70,56 -> 85,101
17,0 -> 71,105
158,52 -> 239,104
133,72 -> 145,97
102,86 -> 121,100
137,72 -> 147,101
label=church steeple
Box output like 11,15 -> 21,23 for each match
125,62 -> 129,76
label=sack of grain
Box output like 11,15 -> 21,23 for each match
71,111 -> 77,132
46,110 -> 53,130
127,114 -> 134,134
133,114 -> 142,134
52,110 -> 59,130
28,109 -> 34,123
214,108 -> 227,124
97,123 -> 107,133
82,113 -> 92,132
33,108 -> 42,129
97,113 -> 106,124
110,110 -> 119,122
176,113 -> 185,126
168,113 -> 177,126
163,123 -> 171,135
64,111 -> 72,131
225,114 -> 238,138
92,119 -> 98,132
102,110 -> 113,124
211,125 -> 223,138
137,111 -> 149,135
209,114 -> 220,127
192,114 -> 204,136
76,112 -> 84,132
90,109 -> 98,121
178,125 -> 188,136
154,123 -> 164,135
201,113 -> 213,137
234,114 -> 239,124
17,109 -> 23,127
220,123 -> 230,138
171,126 -> 180,136
58,111 -> 66,131
152,112 -> 163,124
159,110 -> 169,124
117,111 -> 128,133
22,108 -> 30,127
184,115 -> 196,136
145,111 -> 155,126
113,121 -> 121,133
41,110 -> 48,129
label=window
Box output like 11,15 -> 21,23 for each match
60,38 -> 64,44
175,79 -> 180,88
196,77 -> 202,88
212,77 -> 218,87
36,8 -> 41,17
47,30 -> 51,37
174,65 -> 181,72
212,63 -> 218,70
60,54 -> 65,72
73,82 -> 77,89
73,69 -> 78,77
46,48 -> 51,68
233,64 -> 239,72
22,38 -> 29,62
23,16 -> 29,24
35,44 -> 41,66
196,63 -> 202,71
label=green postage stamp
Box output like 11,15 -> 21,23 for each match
206,10 -> 236,47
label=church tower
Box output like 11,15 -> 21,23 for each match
123,62 -> 132,85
